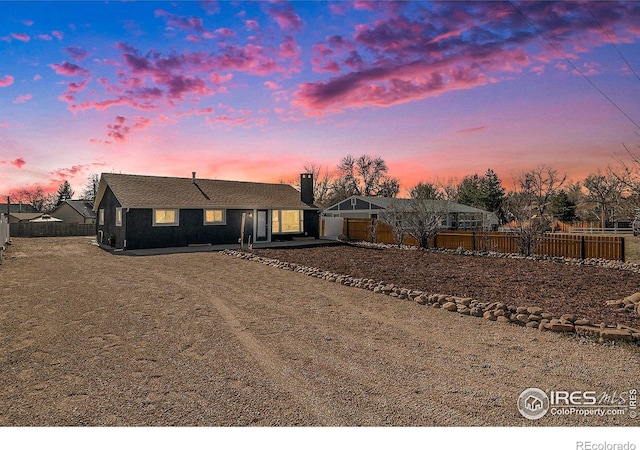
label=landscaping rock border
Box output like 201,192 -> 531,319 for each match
220,248 -> 640,346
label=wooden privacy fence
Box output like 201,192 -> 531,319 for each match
10,222 -> 95,238
343,218 -> 625,261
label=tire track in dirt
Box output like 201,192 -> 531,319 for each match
133,256 -> 349,426
138,254 -> 516,425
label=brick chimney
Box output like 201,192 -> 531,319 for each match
300,173 -> 314,206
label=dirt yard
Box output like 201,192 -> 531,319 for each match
1,237 -> 639,426
256,245 -> 640,329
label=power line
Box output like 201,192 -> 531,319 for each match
582,0 -> 640,84
509,1 -> 640,132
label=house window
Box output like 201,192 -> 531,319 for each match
204,209 -> 226,225
99,209 -> 104,225
153,209 -> 179,226
272,210 -> 303,233
115,208 -> 123,226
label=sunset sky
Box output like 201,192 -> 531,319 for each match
2,0 -> 640,198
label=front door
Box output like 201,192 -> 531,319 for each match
256,210 -> 268,241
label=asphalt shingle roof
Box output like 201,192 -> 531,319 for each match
96,173 -> 316,210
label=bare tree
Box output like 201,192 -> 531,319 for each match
519,165 -> 567,217
582,170 -> 623,228
379,201 -> 409,248
81,174 -> 100,203
303,162 -> 333,207
380,196 -> 448,249
9,187 -> 57,213
403,198 -> 449,249
504,190 -> 550,257
334,154 -> 400,199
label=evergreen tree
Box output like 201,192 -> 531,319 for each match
456,169 -> 505,221
55,181 -> 75,206
550,190 -> 577,223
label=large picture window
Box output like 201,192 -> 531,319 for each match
204,209 -> 225,225
272,210 -> 303,233
153,209 -> 179,226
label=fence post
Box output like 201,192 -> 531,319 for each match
472,232 -> 476,251
580,235 -> 586,260
621,236 -> 625,262
433,232 -> 438,249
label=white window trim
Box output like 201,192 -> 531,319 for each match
204,209 -> 226,225
115,208 -> 123,226
99,209 -> 105,225
153,208 -> 179,227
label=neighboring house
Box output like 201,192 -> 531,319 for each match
93,172 -> 319,250
323,195 -> 499,231
51,200 -> 97,224
0,203 -> 38,214
8,212 -> 44,223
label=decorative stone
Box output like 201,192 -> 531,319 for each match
600,329 -> 633,342
574,319 -> 592,326
414,296 -> 426,305
442,302 -> 458,312
527,306 -> 544,315
496,316 -> 511,324
544,323 -> 575,333
516,306 -> 529,314
515,314 -> 529,323
541,313 -> 554,320
483,311 -> 496,321
470,307 -> 483,317
560,314 -> 577,323
457,306 -> 471,315
528,314 -> 542,322
526,321 -> 540,328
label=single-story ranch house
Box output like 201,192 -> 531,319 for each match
51,200 -> 96,224
323,195 -> 500,231
94,172 -> 319,250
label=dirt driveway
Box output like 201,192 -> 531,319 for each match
1,237 -> 639,426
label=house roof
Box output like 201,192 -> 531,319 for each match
0,203 -> 38,213
54,200 -> 96,218
326,195 -> 493,214
9,212 -> 43,221
94,173 -> 318,211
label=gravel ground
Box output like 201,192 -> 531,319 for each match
0,237 -> 639,426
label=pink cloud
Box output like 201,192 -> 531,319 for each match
456,126 -> 487,136
65,46 -> 89,61
264,81 -> 281,90
294,1 -> 640,113
246,20 -> 259,31
155,9 -> 206,34
37,34 -> 53,41
49,61 -> 91,77
266,3 -> 303,32
11,32 -> 30,42
52,30 -> 63,40
12,94 -> 32,104
21,20 -> 34,27
0,74 -> 14,87
216,27 -> 235,37
0,157 -> 26,168
0,122 -> 9,128
106,116 -> 130,142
